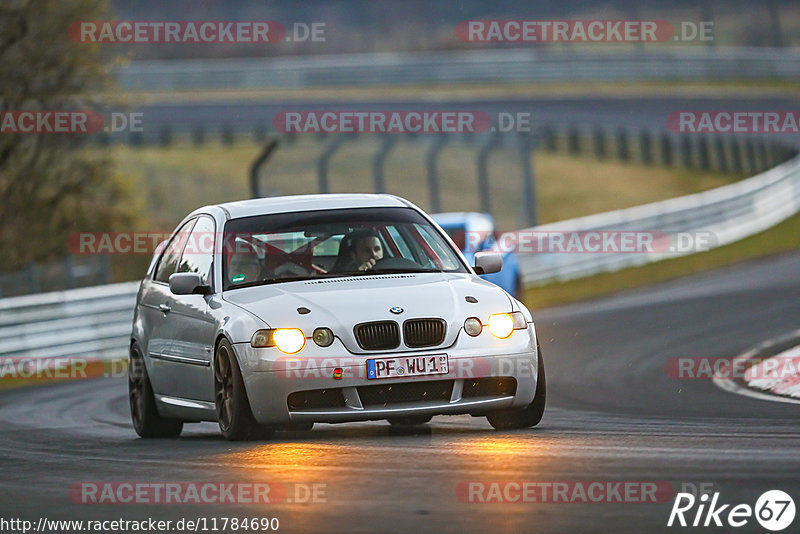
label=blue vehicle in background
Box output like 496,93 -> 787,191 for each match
431,212 -> 521,298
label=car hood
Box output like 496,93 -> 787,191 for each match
223,273 -> 512,354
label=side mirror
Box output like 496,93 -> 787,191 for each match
169,272 -> 211,295
473,252 -> 503,275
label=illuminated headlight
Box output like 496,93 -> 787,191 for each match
464,317 -> 482,337
251,328 -> 306,354
487,312 -> 527,339
313,327 -> 334,347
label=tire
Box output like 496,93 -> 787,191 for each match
214,339 -> 275,441
128,343 -> 183,438
387,415 -> 433,426
486,344 -> 546,430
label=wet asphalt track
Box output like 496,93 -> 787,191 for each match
1,251 -> 799,533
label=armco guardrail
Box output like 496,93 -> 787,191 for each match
118,47 -> 800,91
0,282 -> 138,362
515,153 -> 800,285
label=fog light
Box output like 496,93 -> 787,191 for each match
313,327 -> 334,347
464,317 -> 482,337
488,313 -> 514,339
272,328 -> 306,354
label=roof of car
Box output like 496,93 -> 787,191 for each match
197,194 -> 411,219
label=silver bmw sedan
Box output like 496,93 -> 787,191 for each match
129,194 -> 545,440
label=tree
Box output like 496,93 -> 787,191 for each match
0,0 -> 134,272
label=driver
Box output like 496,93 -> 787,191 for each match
333,229 -> 384,272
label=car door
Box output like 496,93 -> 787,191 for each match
161,215 -> 217,402
139,218 -> 196,396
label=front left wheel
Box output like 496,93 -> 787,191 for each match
486,343 -> 546,430
214,339 -> 275,441
129,343 -> 183,438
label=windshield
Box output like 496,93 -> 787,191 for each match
222,207 -> 467,290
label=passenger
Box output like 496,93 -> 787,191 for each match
228,245 -> 263,284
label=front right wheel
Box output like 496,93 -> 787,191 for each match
486,344 -> 546,430
214,339 -> 275,441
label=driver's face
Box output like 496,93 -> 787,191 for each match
354,236 -> 383,264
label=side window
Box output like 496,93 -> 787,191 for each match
154,219 -> 196,283
415,224 -> 460,270
385,226 -> 413,259
176,215 -> 216,286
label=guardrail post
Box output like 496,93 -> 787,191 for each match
425,136 -> 448,213
249,138 -> 280,198
660,132 -> 673,166
616,127 -> 629,162
518,134 -> 538,227
317,135 -> 353,194
593,127 -> 607,159
640,129 -> 653,165
477,134 -> 501,215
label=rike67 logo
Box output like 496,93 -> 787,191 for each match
667,490 -> 795,531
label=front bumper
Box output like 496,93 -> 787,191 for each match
233,326 -> 540,425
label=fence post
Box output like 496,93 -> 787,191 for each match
64,255 -> 75,290
660,132 -> 673,166
697,135 -> 711,171
593,127 -> 607,159
542,125 -> 557,152
729,137 -> 743,174
425,136 -> 448,213
680,136 -> 693,168
616,127 -> 629,162
477,134 -> 501,215
568,125 -> 581,155
27,263 -> 40,294
220,125 -> 235,146
518,134 -> 538,227
317,135 -> 352,194
714,136 -> 729,173
192,125 -> 205,146
640,129 -> 653,165
249,138 -> 281,198
372,136 -> 398,194
158,126 -> 172,147
99,254 -> 111,285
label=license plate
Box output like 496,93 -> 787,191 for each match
366,354 -> 449,380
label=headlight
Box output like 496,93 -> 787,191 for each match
464,317 -> 482,336
487,312 -> 527,339
313,327 -> 334,347
251,328 -> 306,354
